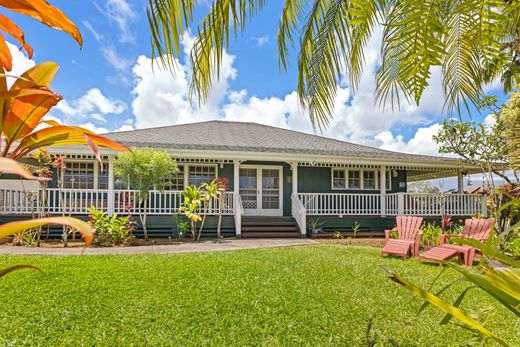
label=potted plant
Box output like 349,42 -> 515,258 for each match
308,217 -> 325,235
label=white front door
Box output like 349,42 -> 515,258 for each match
239,165 -> 283,216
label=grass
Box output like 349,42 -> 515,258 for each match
0,245 -> 517,346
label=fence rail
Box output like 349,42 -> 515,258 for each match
0,188 -> 234,216
298,192 -> 486,216
0,187 -> 486,217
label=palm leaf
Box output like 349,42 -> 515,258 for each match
0,264 -> 41,278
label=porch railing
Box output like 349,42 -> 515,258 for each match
291,193 -> 306,236
0,188 -> 234,216
298,192 -> 486,217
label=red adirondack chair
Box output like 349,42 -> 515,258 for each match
381,216 -> 424,259
440,218 -> 494,266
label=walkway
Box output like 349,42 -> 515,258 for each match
0,238 -> 318,256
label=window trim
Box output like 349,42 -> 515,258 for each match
185,163 -> 218,188
62,160 -> 97,190
330,168 -> 392,191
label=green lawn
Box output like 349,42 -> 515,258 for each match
0,245 -> 517,346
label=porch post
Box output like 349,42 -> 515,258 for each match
233,160 -> 241,238
380,165 -> 386,216
481,194 -> 488,217
291,161 -> 298,196
457,169 -> 464,193
107,156 -> 115,215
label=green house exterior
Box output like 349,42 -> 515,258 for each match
0,121 -> 486,238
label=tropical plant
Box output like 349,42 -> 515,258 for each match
179,185 -> 203,241
0,0 -> 82,73
421,222 -> 443,248
147,0 -> 520,129
114,148 -> 179,240
175,214 -> 190,238
502,87 -> 520,172
215,177 -> 229,241
87,207 -> 135,246
308,217 -> 325,234
383,236 -> 520,346
352,221 -> 360,239
196,179 -> 220,241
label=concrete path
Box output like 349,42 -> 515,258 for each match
0,238 -> 318,256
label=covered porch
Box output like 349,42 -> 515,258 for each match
0,154 -> 487,238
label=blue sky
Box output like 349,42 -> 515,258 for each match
1,0 -> 508,158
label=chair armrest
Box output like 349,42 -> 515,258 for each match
440,233 -> 459,245
384,227 -> 397,241
415,231 -> 423,243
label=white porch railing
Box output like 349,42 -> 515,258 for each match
0,188 -> 234,216
0,187 -> 486,218
291,193 -> 306,236
298,192 -> 486,217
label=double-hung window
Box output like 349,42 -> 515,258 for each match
63,162 -> 95,189
188,165 -> 216,186
331,168 -> 385,190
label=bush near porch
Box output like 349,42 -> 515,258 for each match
0,245 -> 516,346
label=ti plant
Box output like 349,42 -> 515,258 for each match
382,235 -> 520,346
179,185 -> 204,242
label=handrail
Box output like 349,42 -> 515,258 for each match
291,193 -> 306,237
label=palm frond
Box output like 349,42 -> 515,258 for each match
277,0 -> 309,72
147,0 -> 197,71
189,0 -> 265,104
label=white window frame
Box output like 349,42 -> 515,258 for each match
331,168 -> 391,191
62,160 -> 97,189
185,164 -> 218,187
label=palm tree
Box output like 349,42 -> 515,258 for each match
147,0 -> 520,130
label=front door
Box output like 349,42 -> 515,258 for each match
239,166 -> 283,216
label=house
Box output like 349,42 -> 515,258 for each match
0,121 -> 487,238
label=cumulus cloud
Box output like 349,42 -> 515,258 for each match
95,0 -> 137,43
375,124 -> 443,156
78,122 -> 109,134
6,42 -> 35,87
129,27 -> 448,147
55,88 -> 127,124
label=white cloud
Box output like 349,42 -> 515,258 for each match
375,124 -> 443,156
102,45 -> 133,71
253,35 -> 269,47
6,42 -> 36,87
55,88 -> 127,123
95,0 -> 137,43
83,21 -> 103,42
78,122 -> 109,134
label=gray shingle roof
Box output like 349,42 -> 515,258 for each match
104,120 -> 456,162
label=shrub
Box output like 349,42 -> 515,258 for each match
87,208 -> 135,246
503,234 -> 520,259
421,222 -> 442,247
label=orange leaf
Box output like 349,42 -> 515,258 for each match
0,157 -> 48,181
0,217 -> 93,245
10,62 -> 59,90
2,88 -> 61,142
13,125 -> 128,159
0,14 -> 33,58
0,31 -> 12,71
0,0 -> 82,47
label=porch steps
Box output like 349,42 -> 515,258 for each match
241,217 -> 300,238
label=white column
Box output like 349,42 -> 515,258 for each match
380,165 -> 386,216
107,156 -> 115,215
233,160 -> 240,193
233,160 -> 241,238
93,160 -> 99,189
291,162 -> 298,196
457,169 -> 464,193
481,194 -> 488,217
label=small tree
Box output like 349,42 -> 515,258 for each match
179,185 -> 203,241
114,148 -> 178,241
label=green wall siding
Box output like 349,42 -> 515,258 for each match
218,164 -> 235,191
297,167 -> 407,194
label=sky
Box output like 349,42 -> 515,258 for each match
0,0 -> 509,165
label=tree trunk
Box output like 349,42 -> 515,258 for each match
191,220 -> 196,241
141,198 -> 149,241
216,195 -> 223,241
197,213 -> 207,241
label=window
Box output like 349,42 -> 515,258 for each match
332,169 -> 346,189
348,170 -> 361,189
188,165 -> 216,186
63,162 -> 94,189
98,162 -> 108,190
363,171 -> 377,189
165,165 -> 185,190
